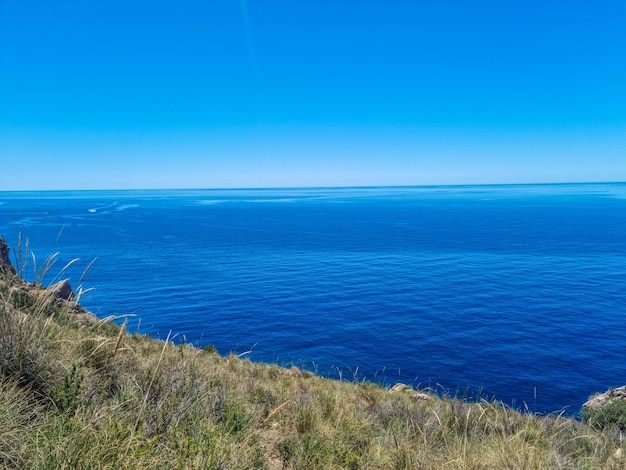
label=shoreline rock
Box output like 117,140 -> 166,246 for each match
583,385 -> 626,411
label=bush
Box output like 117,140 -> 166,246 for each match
583,400 -> 626,431
50,363 -> 84,413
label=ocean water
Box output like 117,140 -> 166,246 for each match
1,184 -> 625,414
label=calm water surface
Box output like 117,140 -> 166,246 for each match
1,184 -> 625,414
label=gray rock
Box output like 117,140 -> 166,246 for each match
51,280 -> 74,301
583,385 -> 626,411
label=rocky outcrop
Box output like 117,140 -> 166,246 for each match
0,236 -> 97,326
51,280 -> 75,301
0,237 -> 15,275
390,383 -> 431,401
583,385 -> 626,411
46,281 -> 97,324
5,279 -> 95,324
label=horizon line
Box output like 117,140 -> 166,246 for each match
1,181 -> 625,193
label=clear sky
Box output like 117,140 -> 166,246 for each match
1,1 -> 625,190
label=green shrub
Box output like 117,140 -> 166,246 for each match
583,400 -> 626,431
278,433 -> 330,470
50,363 -> 84,413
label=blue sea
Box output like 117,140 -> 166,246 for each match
1,184 -> 625,414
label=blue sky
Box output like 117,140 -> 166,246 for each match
1,1 -> 625,190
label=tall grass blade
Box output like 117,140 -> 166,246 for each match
78,258 -> 97,285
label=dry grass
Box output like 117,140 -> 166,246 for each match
0,263 -> 625,469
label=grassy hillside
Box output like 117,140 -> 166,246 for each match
0,248 -> 624,468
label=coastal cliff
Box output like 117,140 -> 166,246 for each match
0,237 -> 14,275
0,235 -> 625,468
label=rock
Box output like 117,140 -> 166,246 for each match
0,237 -> 16,274
583,385 -> 626,411
0,241 -> 98,327
390,383 -> 431,401
391,383 -> 409,392
50,280 -> 75,301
